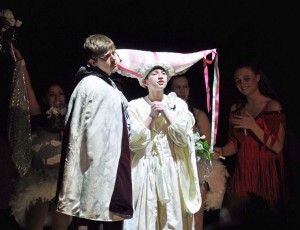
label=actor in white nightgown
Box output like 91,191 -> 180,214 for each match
116,48 -> 218,230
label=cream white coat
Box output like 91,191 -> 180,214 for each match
56,75 -> 125,221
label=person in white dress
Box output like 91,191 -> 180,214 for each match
129,67 -> 199,229
116,48 -> 219,230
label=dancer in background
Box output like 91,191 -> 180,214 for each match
9,48 -> 71,230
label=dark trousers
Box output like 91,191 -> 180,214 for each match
71,217 -> 123,230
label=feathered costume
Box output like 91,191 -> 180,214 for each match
9,120 -> 63,227
197,158 -> 229,210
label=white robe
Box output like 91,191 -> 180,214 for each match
56,75 -> 126,221
125,92 -> 201,230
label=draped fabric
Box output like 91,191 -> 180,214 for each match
56,69 -> 132,221
8,61 -> 32,177
110,79 -> 131,137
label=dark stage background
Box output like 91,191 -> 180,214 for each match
2,0 -> 300,228
2,0 -> 299,137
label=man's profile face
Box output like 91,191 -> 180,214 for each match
91,49 -> 119,76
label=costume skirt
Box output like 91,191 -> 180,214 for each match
9,168 -> 58,227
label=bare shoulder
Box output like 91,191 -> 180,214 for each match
193,107 -> 211,141
193,108 -> 210,122
266,99 -> 282,111
198,109 -> 209,118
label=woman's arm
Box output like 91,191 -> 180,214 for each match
213,142 -> 237,159
212,104 -> 237,159
232,100 -> 285,153
194,108 -> 211,145
13,48 -> 41,116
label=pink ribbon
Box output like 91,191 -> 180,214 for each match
202,50 -> 220,150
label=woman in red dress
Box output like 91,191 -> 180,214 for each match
212,60 -> 289,229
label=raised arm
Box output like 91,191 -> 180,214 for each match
13,48 -> 41,116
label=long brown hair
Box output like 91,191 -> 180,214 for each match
234,60 -> 280,112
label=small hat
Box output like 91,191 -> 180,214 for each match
116,48 -> 216,87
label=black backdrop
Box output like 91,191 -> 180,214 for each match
2,0 -> 299,144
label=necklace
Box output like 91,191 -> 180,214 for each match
243,128 -> 248,136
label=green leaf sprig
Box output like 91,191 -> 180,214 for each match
194,132 -> 211,161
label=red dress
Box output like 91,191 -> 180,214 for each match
227,108 -> 288,206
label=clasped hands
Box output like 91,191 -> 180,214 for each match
149,101 -> 168,118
